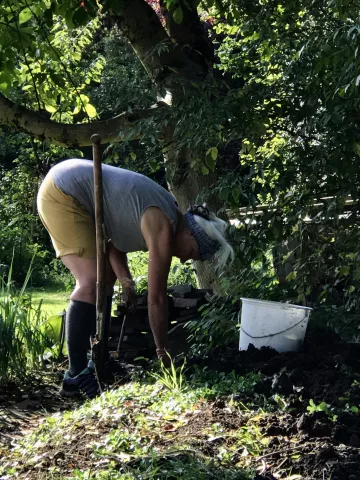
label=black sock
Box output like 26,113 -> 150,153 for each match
66,300 -> 96,377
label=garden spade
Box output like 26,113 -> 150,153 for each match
91,134 -> 108,388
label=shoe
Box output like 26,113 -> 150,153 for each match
87,359 -> 95,373
60,367 -> 99,399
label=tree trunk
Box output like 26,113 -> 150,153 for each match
165,147 -> 224,294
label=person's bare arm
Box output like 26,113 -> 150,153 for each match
108,242 -> 137,310
141,207 -> 173,358
108,242 -> 133,284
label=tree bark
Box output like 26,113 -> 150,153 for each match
0,93 -> 164,147
159,0 -> 214,71
165,146 -> 225,294
108,0 -> 207,89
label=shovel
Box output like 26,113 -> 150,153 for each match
91,134 -> 108,388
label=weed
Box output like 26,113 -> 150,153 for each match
0,260 -> 50,385
151,356 -> 187,393
307,399 -> 330,415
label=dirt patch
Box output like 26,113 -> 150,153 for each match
0,373 -> 82,446
190,334 -> 360,479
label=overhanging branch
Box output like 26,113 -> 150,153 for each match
0,93 -> 166,147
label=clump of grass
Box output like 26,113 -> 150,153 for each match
0,262 -> 50,386
151,356 -> 187,393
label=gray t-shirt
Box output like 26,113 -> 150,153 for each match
49,159 -> 179,252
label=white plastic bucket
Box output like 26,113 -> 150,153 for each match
239,298 -> 313,353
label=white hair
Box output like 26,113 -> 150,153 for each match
193,212 -> 234,270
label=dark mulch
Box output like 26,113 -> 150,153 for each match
189,333 -> 360,480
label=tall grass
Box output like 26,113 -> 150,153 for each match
0,262 -> 50,386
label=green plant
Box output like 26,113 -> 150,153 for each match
151,356 -> 187,393
306,399 -> 338,422
48,258 -> 76,291
0,260 -> 50,385
307,399 -> 330,415
187,298 -> 239,356
127,252 -> 196,294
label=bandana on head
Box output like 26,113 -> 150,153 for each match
185,205 -> 220,261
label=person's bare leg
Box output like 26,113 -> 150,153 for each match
61,255 -> 116,376
62,255 -> 97,304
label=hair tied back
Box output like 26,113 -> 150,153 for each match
188,204 -> 210,220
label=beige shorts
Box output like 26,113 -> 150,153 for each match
37,175 -> 96,258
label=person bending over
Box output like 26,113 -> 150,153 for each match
37,159 -> 233,398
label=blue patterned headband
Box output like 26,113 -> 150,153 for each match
185,205 -> 220,261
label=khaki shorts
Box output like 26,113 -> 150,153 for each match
37,175 -> 96,258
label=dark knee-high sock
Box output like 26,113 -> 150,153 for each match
66,300 -> 96,376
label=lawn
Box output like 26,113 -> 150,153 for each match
28,288 -> 69,317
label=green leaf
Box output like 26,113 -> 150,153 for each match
45,105 -> 57,114
219,187 -> 230,201
339,266 -> 350,276
130,152 -> 137,160
173,6 -> 183,24
0,72 -> 12,90
85,103 -> 97,118
19,8 -> 33,24
318,402 -> 329,412
201,165 -> 209,175
286,271 -> 297,282
232,188 -> 240,203
149,160 -> 159,172
205,147 -> 218,171
346,285 -> 355,295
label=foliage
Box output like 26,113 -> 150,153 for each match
2,0 -> 360,343
91,27 -> 156,118
127,252 -> 196,294
186,0 -> 360,341
0,0 -> 103,120
93,27 -> 167,181
307,399 -> 330,415
0,262 -> 50,386
0,135 -> 83,284
187,297 -> 239,355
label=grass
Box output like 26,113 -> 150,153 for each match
0,288 -> 68,319
0,364 -> 265,480
2,340 -> 356,479
27,288 -> 69,317
0,270 -> 52,386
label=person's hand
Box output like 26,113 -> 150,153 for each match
121,278 -> 137,313
123,285 -> 137,313
156,348 -> 172,368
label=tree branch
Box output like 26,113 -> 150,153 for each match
106,0 -> 207,88
0,93 -> 165,147
159,0 -> 214,69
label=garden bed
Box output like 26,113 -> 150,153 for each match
0,334 -> 359,479
191,333 -> 360,479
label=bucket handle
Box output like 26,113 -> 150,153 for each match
240,312 -> 309,339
